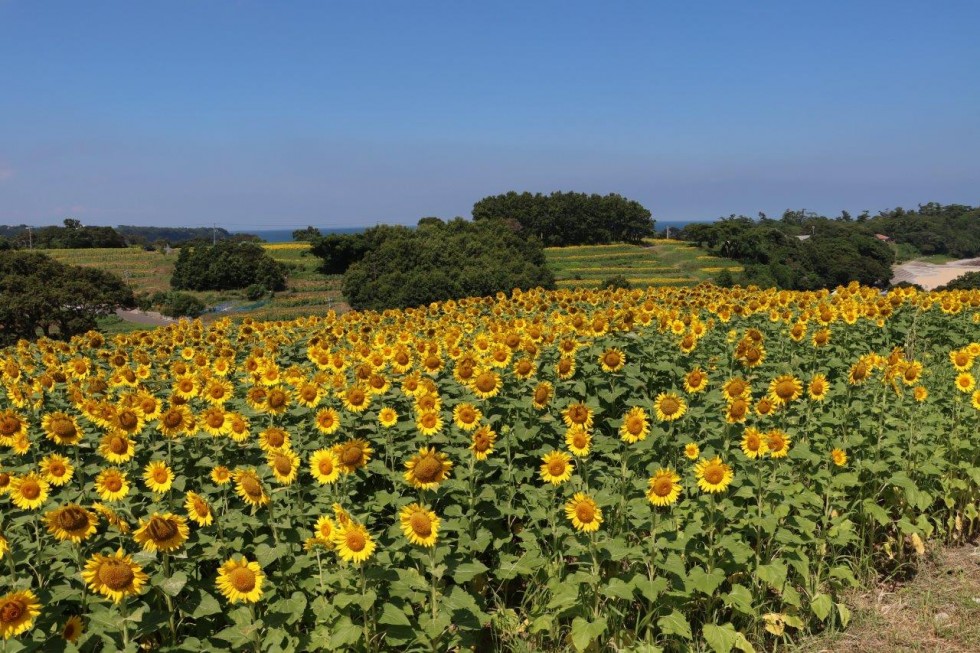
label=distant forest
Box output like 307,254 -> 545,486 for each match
0,222 -> 245,249
679,202 -> 980,289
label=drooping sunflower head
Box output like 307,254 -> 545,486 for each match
61,615 -> 84,643
399,503 -> 440,547
45,503 -> 98,543
531,381 -> 553,410
333,439 -> 373,474
233,469 -> 269,507
133,513 -> 190,553
184,492 -> 214,527
268,449 -> 300,485
647,469 -> 682,507
404,447 -> 452,489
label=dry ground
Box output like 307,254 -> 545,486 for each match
794,544 -> 980,653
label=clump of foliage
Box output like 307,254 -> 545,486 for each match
245,283 -> 269,301
170,241 -> 287,292
0,250 -> 134,344
0,219 -> 127,249
865,202 -> 980,258
141,291 -> 207,318
472,191 -> 655,246
602,274 -> 632,290
938,271 -> 980,291
682,213 -> 894,289
292,226 -> 322,242
309,226 -> 407,275
115,226 -> 234,247
341,218 -> 554,310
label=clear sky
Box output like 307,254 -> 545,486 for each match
1,1 -> 978,229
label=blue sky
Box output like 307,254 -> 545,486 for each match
1,1 -> 978,229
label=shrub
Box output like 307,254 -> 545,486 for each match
245,284 -> 268,301
170,241 -> 287,292
602,275 -> 632,290
150,292 -> 206,318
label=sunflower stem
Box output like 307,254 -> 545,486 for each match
428,546 -> 439,621
163,553 -> 177,643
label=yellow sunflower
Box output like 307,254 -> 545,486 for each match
233,468 -> 269,507
45,504 -> 98,543
955,372 -> 976,393
683,442 -> 700,460
97,433 -> 136,464
312,514 -> 336,547
914,386 -> 929,402
807,374 -> 829,401
40,453 -> 74,486
766,429 -> 791,458
199,406 -> 231,437
92,503 -> 130,534
539,451 -> 574,485
309,449 -> 341,484
332,522 -> 377,564
399,503 -> 440,547
404,447 -> 453,489
972,389 -> 980,411
61,615 -> 84,643
41,411 -> 81,446
452,403 -> 482,431
619,406 -> 651,443
341,386 -> 371,413
768,374 -> 803,406
693,457 -> 734,493
564,493 -> 602,532
470,369 -> 502,400
683,368 -> 709,394
258,427 -> 290,454
725,398 -> 750,424
216,556 -> 265,604
156,404 -> 193,438
184,492 -> 214,526
830,448 -> 847,467
653,392 -> 687,422
722,377 -> 751,402
11,473 -> 49,510
0,589 -> 41,639
646,469 -> 682,507
469,426 -> 496,461
313,408 -> 340,435
599,348 -> 625,373
82,549 -> 149,603
565,425 -> 592,457
267,449 -> 300,485
133,513 -> 190,553
143,460 -> 174,494
378,407 -> 398,428
332,438 -> 373,474
562,403 -> 594,430
415,410 -> 444,436
531,381 -> 554,410
0,410 -> 27,446
740,427 -> 768,460
211,465 -> 232,485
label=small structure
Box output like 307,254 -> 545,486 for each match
796,235 -> 811,241
874,233 -> 892,243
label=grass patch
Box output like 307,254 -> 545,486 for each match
545,240 -> 740,288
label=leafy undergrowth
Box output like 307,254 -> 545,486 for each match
793,544 -> 980,652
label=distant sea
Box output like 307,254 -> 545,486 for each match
240,221 -> 706,244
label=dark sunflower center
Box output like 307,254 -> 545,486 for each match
728,381 -> 745,396
575,503 -> 595,523
534,387 -> 550,404
301,387 -> 317,401
775,380 -> 796,399
569,405 -> 588,424
58,507 -> 90,531
660,398 -> 679,415
239,475 -> 262,497
147,517 -> 179,541
626,416 -> 644,435
653,478 -> 673,497
704,466 -> 724,484
163,410 -> 184,428
98,559 -> 135,590
207,413 -> 225,428
345,530 -> 366,552
421,413 -> 437,428
228,567 -> 256,592
413,456 -> 441,482
268,390 -> 287,408
516,361 -> 532,375
473,435 -> 490,451
108,437 -> 128,454
266,431 -> 285,448
347,390 -> 365,406
0,417 -> 19,436
52,419 -> 76,437
49,461 -> 66,476
409,513 -> 432,537
341,445 -> 363,465
746,435 -> 761,451
547,460 -> 566,477
730,401 -> 747,418
318,459 -> 333,474
475,373 -> 496,392
20,480 -> 40,500
274,456 -> 292,475
193,498 -> 209,515
689,372 -> 703,386
1,601 -> 25,622
105,476 -> 122,492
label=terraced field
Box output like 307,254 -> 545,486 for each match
45,243 -> 347,321
545,239 -> 742,288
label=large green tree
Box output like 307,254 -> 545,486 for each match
0,251 -> 135,345
341,218 -> 554,311
472,191 -> 655,246
170,241 -> 288,291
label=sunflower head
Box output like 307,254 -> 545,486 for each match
399,503 -> 440,547
0,589 -> 41,640
539,451 -> 574,485
647,469 -> 682,507
564,493 -> 602,532
216,556 -> 265,604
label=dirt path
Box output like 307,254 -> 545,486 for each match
114,308 -> 175,326
892,258 -> 980,290
796,544 -> 980,652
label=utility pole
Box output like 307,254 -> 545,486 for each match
27,226 -> 32,249
212,224 -> 217,245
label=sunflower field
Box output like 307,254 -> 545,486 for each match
1,283 -> 980,652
